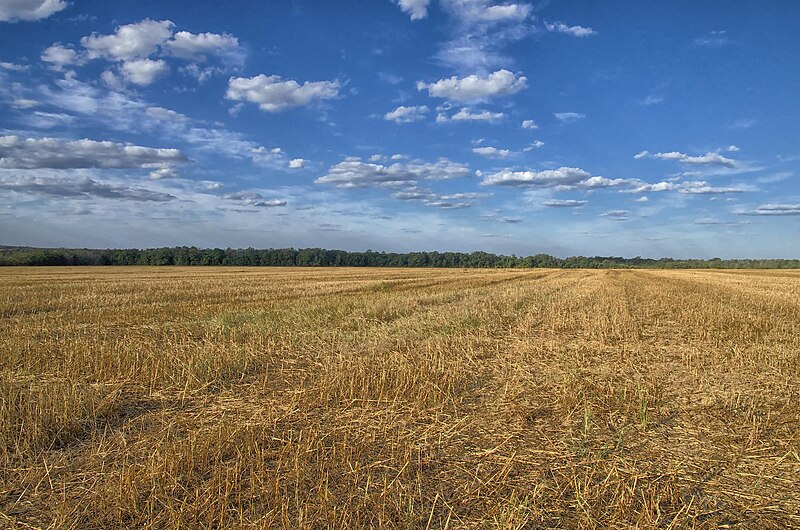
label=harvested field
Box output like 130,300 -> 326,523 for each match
1,267 -> 799,529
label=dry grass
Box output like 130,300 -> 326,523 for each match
1,266 -> 799,529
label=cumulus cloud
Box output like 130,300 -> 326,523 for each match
635,150 -> 737,167
418,69 -> 526,102
625,180 -> 680,193
395,0 -> 430,20
521,119 -> 537,129
121,58 -> 169,85
316,157 -> 471,188
0,135 -> 188,169
226,74 -> 339,112
439,107 -> 504,122
165,31 -> 243,64
480,4 -> 532,22
739,204 -> 800,216
81,19 -> 175,61
544,199 -> 587,208
41,43 -> 84,69
472,146 -> 511,158
554,112 -> 586,123
384,105 -> 429,123
249,146 -> 305,170
481,167 -> 592,188
625,179 -> 750,195
0,0 -> 66,22
0,175 -> 175,201
545,21 -> 596,37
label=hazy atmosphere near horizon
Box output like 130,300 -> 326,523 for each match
0,0 -> 798,258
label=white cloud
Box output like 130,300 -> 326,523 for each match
522,140 -> 544,152
316,157 -> 471,188
579,176 -> 633,189
0,135 -> 188,169
417,69 -> 526,102
679,183 -> 748,194
625,179 -> 751,195
0,0 -> 66,22
226,74 -> 340,112
729,118 -> 755,130
100,70 -> 125,90
391,187 -> 475,209
81,19 -> 175,61
289,158 -> 307,169
250,146 -> 284,164
521,119 -> 537,129
0,175 -> 175,202
472,146 -> 511,158
727,145 -> 740,152
636,150 -> 737,167
600,210 -> 629,220
545,21 -> 596,37
693,30 -> 729,48
121,58 -> 169,86
224,191 -> 287,207
145,106 -> 189,122
395,0 -> 430,20
739,204 -> 800,216
435,1 -> 534,71
543,199 -> 586,208
625,181 -> 680,193
384,105 -> 429,123
444,107 -> 504,122
639,95 -> 664,106
0,61 -> 29,71
481,167 -> 591,187
480,4 -> 532,22
22,111 -> 74,129
149,167 -> 180,179
12,98 -> 39,109
554,112 -> 586,123
391,186 -> 488,209
635,196 -> 649,202
165,31 -> 243,64
41,43 -> 84,69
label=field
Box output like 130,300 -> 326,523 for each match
1,267 -> 799,529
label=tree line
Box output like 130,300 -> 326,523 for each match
0,246 -> 797,269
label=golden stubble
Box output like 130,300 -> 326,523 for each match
1,267 -> 799,529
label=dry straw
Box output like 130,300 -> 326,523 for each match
1,267 -> 799,528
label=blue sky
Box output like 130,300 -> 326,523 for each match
0,0 -> 798,258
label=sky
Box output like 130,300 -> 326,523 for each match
0,0 -> 798,258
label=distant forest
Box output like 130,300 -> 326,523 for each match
0,246 -> 797,269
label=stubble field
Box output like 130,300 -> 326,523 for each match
1,267 -> 799,529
